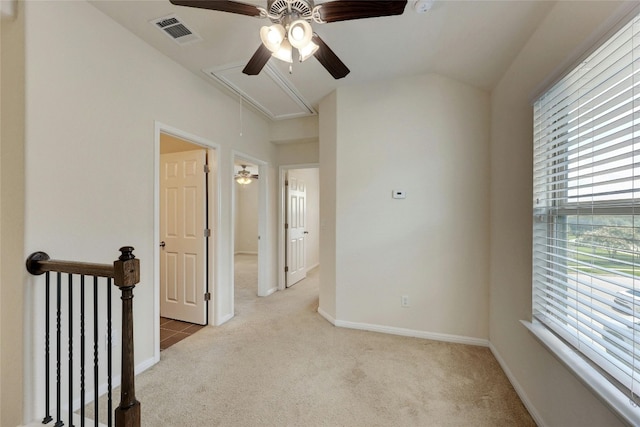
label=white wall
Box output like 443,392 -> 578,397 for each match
21,0 -> 276,423
276,140 -> 319,166
234,181 -> 258,254
270,116 -> 318,144
1,3 -> 25,425
319,91 -> 337,320
320,73 -> 490,342
490,1 -> 633,426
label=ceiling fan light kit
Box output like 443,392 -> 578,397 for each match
236,165 -> 258,185
170,0 -> 408,79
259,5 -> 322,68
236,175 -> 253,185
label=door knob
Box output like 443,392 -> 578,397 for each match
160,241 -> 166,248
304,231 -> 309,234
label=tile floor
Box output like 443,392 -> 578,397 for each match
160,317 -> 205,351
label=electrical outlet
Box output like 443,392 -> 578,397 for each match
401,295 -> 409,308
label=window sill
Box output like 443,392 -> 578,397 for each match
521,320 -> 640,426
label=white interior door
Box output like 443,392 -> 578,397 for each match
286,171 -> 307,287
160,149 -> 207,325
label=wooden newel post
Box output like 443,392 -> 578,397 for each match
113,246 -> 141,427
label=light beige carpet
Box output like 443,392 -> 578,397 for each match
93,255 -> 535,426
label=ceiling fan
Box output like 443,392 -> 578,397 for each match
169,0 -> 408,79
235,165 -> 259,184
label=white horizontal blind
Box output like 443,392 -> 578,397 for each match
533,13 -> 640,401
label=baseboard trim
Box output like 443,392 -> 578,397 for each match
306,263 -> 319,274
261,286 -> 278,297
317,307 -> 336,325
216,312 -> 234,326
135,356 -> 157,376
334,319 -> 489,347
70,356 -> 157,414
316,309 -> 487,347
489,342 -> 546,427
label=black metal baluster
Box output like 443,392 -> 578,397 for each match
26,250 -> 142,427
93,276 -> 98,427
107,279 -> 112,427
43,271 -> 53,424
80,275 -> 86,427
55,272 -> 63,427
25,250 -> 142,427
68,274 -> 74,427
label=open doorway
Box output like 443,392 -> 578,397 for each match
231,152 -> 271,318
233,160 -> 259,314
279,165 -> 320,290
155,126 -> 219,354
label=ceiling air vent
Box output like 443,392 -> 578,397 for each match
151,14 -> 202,45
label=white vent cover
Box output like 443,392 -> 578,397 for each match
151,14 -> 202,45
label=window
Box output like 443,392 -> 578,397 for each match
533,13 -> 640,404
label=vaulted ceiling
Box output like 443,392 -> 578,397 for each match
89,0 -> 555,120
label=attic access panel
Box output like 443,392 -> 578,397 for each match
204,63 -> 316,121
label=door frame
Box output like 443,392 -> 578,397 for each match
154,122 -> 220,361
278,163 -> 319,290
231,151 -> 272,301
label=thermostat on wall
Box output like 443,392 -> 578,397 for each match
392,190 -> 406,199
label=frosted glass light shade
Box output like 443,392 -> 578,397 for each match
271,38 -> 293,63
298,40 -> 319,61
260,24 -> 286,53
288,20 -> 312,49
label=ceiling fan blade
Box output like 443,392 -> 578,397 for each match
315,1 -> 407,23
169,0 -> 262,17
312,34 -> 350,79
242,44 -> 271,76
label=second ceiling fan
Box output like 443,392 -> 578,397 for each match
235,165 -> 259,184
170,0 -> 408,79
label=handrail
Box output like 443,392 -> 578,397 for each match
26,253 -> 115,278
26,246 -> 141,427
26,247 -> 141,285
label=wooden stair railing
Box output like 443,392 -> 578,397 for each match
26,246 -> 141,427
